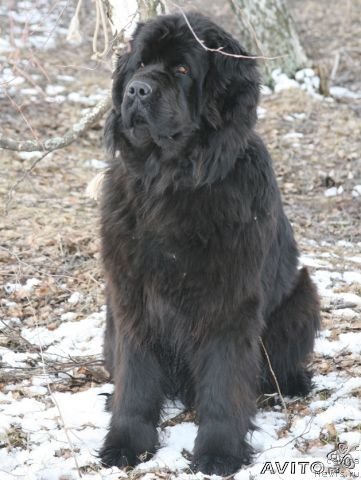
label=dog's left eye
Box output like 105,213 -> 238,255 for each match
175,65 -> 190,75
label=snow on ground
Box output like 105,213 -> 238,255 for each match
1,246 -> 360,480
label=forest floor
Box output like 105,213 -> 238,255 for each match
0,1 -> 360,479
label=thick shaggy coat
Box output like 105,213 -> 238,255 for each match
100,12 -> 320,476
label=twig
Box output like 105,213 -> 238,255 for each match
0,245 -> 76,280
170,2 -> 286,61
41,0 -> 71,50
0,93 -> 111,152
5,150 -> 52,214
10,63 -> 46,96
259,337 -> 289,426
322,301 -> 357,313
22,290 -> 83,477
256,413 -> 316,456
4,90 -> 41,145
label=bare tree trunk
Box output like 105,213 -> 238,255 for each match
138,0 -> 166,19
230,0 -> 308,83
103,0 -> 166,41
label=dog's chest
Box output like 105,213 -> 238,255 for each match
137,225 -> 209,281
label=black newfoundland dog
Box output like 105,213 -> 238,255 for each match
100,12 -> 320,476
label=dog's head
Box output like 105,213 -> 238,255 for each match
106,13 -> 260,185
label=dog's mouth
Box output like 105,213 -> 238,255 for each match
123,103 -> 149,128
123,106 -> 184,146
121,95 -> 196,149
122,105 -> 152,143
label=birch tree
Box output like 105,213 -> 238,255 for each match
230,0 -> 308,82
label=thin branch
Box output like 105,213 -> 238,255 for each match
259,336 -> 290,427
171,2 -> 287,61
38,354 -> 83,478
0,93 -> 111,152
5,150 -> 52,214
4,90 -> 41,145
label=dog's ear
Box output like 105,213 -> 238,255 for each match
189,21 -> 261,185
205,27 -> 260,130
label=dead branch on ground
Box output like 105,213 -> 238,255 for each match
0,94 -> 111,152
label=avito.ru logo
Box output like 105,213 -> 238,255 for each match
260,443 -> 359,477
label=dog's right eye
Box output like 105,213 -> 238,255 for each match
175,65 -> 190,75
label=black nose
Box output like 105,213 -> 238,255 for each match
127,80 -> 152,99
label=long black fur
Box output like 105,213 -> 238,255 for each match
99,12 -> 320,476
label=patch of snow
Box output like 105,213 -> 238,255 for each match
68,291 -> 82,305
315,332 -> 361,356
0,349 -> 33,368
45,95 -> 66,104
332,308 -> 358,319
23,385 -> 48,397
1,396 -> 46,417
260,85 -> 272,95
272,69 -> 300,92
312,270 -> 341,296
295,68 -> 315,81
330,86 -> 361,100
17,151 -> 44,161
57,74 -> 75,83
4,278 -> 40,294
324,186 -> 343,197
60,312 -> 77,321
345,255 -> 361,264
85,159 -> 109,170
293,113 -> 307,120
138,423 -> 196,471
299,255 -> 330,268
352,185 -> 361,197
22,311 -> 105,356
20,88 -> 39,96
257,106 -> 267,119
0,67 -> 25,86
283,132 -> 304,140
271,68 -> 321,96
342,271 -> 361,284
0,38 -> 13,53
338,431 -> 361,447
331,292 -> 361,305
45,85 -> 65,96
67,92 -> 104,107
0,316 -> 21,331
295,68 -> 320,94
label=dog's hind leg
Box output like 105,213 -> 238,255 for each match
260,267 -> 321,397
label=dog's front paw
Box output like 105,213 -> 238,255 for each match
192,454 -> 243,476
100,443 -> 153,469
